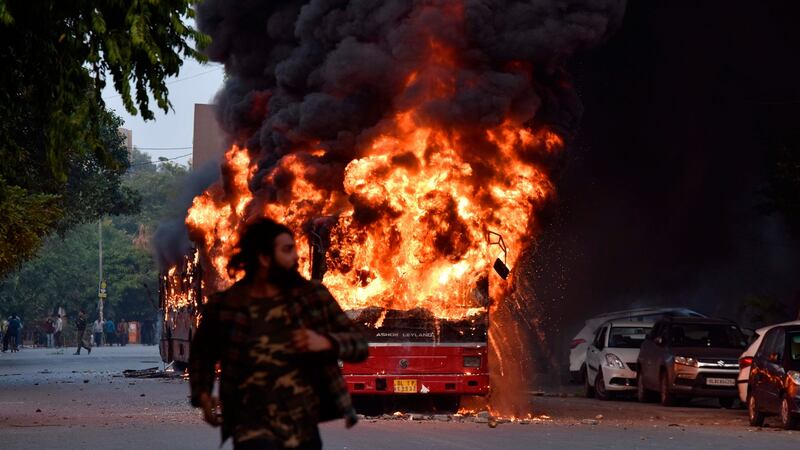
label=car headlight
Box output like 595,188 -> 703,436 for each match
789,371 -> 800,386
605,353 -> 625,369
674,356 -> 698,367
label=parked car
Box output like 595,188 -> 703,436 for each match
737,320 -> 800,403
747,324 -> 800,429
636,317 -> 747,408
585,320 -> 653,400
570,307 -> 705,382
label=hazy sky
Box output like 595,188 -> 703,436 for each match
100,58 -> 226,166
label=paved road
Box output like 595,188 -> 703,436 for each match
1,346 -> 798,449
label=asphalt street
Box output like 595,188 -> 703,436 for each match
1,346 -> 798,449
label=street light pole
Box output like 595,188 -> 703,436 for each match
98,218 -> 104,323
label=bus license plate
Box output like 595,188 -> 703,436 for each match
394,379 -> 417,393
706,378 -> 734,386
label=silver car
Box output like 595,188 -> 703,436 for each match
585,320 -> 653,400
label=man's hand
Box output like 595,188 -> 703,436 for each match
292,328 -> 332,352
198,392 -> 222,427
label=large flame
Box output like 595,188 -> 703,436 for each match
183,14 -> 563,321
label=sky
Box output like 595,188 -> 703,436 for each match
99,59 -> 225,165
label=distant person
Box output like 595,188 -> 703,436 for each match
0,318 -> 7,351
3,314 -> 22,352
104,318 -> 115,346
92,318 -> 103,347
44,316 -> 56,348
73,310 -> 92,355
54,315 -> 63,348
189,218 -> 368,450
117,319 -> 128,346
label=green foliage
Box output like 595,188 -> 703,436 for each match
0,181 -> 61,272
0,108 -> 140,275
115,148 -> 189,235
0,221 -> 154,322
0,1 -> 206,273
0,159 -> 189,322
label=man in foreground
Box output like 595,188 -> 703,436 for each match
189,218 -> 368,450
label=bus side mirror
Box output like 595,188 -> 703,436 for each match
493,258 -> 510,280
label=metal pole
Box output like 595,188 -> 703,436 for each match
99,219 -> 104,323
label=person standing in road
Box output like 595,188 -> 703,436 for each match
117,319 -> 128,346
44,316 -> 56,348
92,318 -> 103,347
54,315 -> 63,348
0,317 -> 7,352
74,310 -> 92,355
104,317 -> 115,346
189,218 -> 368,450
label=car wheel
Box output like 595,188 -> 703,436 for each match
584,366 -> 595,398
718,397 -> 735,409
636,371 -> 654,403
659,372 -> 676,407
595,370 -> 611,401
748,394 -> 765,427
780,397 -> 798,430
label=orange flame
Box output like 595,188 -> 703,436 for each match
184,17 -> 563,321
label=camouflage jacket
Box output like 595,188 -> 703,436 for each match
189,279 -> 368,446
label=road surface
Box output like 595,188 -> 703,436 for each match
1,346 -> 797,449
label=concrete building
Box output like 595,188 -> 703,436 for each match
118,127 -> 133,155
192,104 -> 226,168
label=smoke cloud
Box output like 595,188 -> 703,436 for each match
198,0 -> 625,196
153,160 -> 221,268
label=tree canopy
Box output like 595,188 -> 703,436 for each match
0,1 -> 207,274
0,152 -> 190,323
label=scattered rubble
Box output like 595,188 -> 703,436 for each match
122,367 -> 163,378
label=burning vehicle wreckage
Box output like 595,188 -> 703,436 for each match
161,223 -> 505,410
157,0 -> 626,417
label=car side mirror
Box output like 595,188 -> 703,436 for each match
769,352 -> 781,363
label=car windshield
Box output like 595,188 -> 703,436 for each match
608,326 -> 651,348
669,323 -> 747,349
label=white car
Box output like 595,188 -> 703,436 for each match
570,307 -> 705,382
585,320 -> 653,399
737,319 -> 800,403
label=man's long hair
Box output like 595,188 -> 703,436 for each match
227,218 -> 305,287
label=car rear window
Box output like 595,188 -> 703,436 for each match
790,332 -> 800,361
608,326 -> 651,348
669,324 -> 747,349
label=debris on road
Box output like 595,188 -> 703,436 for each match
122,367 -> 170,378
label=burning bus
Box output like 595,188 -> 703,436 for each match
160,217 -> 510,404
151,0 -> 624,416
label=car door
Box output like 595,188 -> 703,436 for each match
587,325 -> 607,382
752,328 -> 779,411
764,328 -> 787,412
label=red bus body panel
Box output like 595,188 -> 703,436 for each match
342,344 -> 489,395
